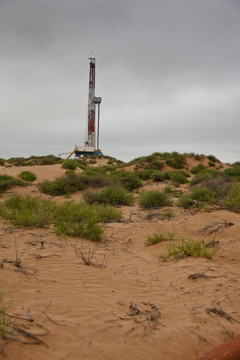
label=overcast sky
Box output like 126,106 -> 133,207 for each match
1,0 -> 240,163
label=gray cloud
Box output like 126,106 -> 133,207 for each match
1,0 -> 240,162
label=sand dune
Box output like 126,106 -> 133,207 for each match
0,157 -> 239,359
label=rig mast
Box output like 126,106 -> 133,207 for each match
86,57 -> 96,148
74,57 -> 102,157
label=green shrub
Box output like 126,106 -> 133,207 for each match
191,164 -> 206,174
191,169 -> 219,185
147,160 -> 164,170
177,187 -> 215,208
145,231 -> 174,246
158,238 -> 217,260
224,167 -> 240,178
151,171 -> 165,182
208,161 -> 215,167
19,171 -> 37,182
61,159 -> 79,170
0,175 -> 26,195
39,172 -> 84,195
0,195 -> 121,241
40,156 -> 60,165
135,169 -> 154,181
166,153 -> 186,169
139,190 -> 172,209
168,171 -> 189,186
207,155 -> 220,163
177,194 -> 194,208
121,176 -> 142,191
0,159 -> 4,166
84,186 -> 134,206
222,184 -> 240,212
190,187 -> 215,202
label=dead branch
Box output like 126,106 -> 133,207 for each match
200,220 -> 234,234
72,243 -> 107,267
206,307 -> 240,324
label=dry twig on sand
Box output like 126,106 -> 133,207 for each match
122,302 -> 162,342
205,307 -> 240,324
200,220 -> 234,234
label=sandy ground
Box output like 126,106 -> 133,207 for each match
0,162 -> 240,360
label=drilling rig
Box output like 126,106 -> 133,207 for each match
74,57 -> 102,157
59,57 -> 102,159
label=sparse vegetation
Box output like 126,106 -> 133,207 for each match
19,171 -> 37,182
0,175 -> 26,195
84,186 -> 134,206
158,238 -> 217,260
39,172 -> 84,195
139,190 -> 172,209
0,194 -> 121,241
145,231 -> 174,246
0,159 -> 4,166
221,183 -> 240,212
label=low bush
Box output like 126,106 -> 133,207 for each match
224,166 -> 240,178
151,171 -> 165,182
166,153 -> 186,169
191,164 -> 206,174
61,159 -> 79,170
0,159 -> 4,166
177,187 -> 215,208
84,186 -> 134,206
39,172 -> 84,195
145,231 -> 174,246
139,190 -> 172,209
191,169 -> 219,185
135,169 -> 154,181
121,176 -> 142,191
168,171 -> 189,186
0,175 -> 26,195
158,238 -> 217,260
19,171 -> 37,182
40,155 -> 60,165
207,155 -> 220,163
222,184 -> 240,212
146,160 -> 164,170
0,195 -> 121,241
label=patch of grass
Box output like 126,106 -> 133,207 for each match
139,190 -> 172,209
0,195 -> 121,241
0,175 -> 26,195
84,186 -> 134,206
158,238 -> 217,260
19,171 -> 37,182
145,231 -> 174,246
